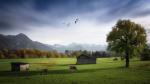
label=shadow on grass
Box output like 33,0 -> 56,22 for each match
0,66 -> 125,77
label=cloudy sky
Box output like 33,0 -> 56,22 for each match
0,0 -> 150,45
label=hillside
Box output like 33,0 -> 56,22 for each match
0,33 -> 107,52
0,33 -> 53,50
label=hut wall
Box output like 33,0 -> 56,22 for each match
11,63 -> 29,71
11,64 -> 20,71
77,58 -> 96,64
20,64 -> 29,71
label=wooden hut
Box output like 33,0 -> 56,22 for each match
76,55 -> 96,64
11,62 -> 29,71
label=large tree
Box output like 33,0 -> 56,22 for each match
107,19 -> 147,67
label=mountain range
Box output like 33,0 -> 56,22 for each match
0,33 -> 53,50
53,43 -> 106,52
0,33 -> 107,52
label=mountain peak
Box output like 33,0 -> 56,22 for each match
17,33 -> 26,36
16,33 -> 29,38
0,33 -> 53,50
15,33 -> 32,42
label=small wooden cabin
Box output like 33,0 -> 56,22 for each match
11,62 -> 29,71
76,55 -> 96,64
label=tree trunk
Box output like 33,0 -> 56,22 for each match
125,51 -> 129,68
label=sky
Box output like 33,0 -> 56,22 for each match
0,0 -> 150,45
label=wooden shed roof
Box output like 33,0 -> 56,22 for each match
11,62 -> 29,65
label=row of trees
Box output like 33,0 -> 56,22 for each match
0,47 -> 149,60
65,50 -> 111,58
0,49 -> 111,59
0,49 -> 65,58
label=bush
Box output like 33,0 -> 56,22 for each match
141,47 -> 150,61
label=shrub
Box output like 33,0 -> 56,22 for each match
141,47 -> 150,61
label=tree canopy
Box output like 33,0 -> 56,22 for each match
107,19 -> 147,67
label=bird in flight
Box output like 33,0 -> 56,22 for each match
62,22 -> 70,27
75,18 -> 79,24
62,18 -> 80,27
66,23 -> 71,27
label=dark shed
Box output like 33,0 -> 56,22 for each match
11,62 -> 29,71
76,55 -> 96,64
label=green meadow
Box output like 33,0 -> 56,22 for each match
0,58 -> 150,84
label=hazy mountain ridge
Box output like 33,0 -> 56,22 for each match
0,33 -> 53,50
0,33 -> 107,52
53,43 -> 107,52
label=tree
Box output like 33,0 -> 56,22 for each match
0,51 -> 5,59
140,45 -> 150,60
107,19 -> 147,67
71,51 -> 81,57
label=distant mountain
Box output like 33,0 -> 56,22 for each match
0,33 -> 53,50
0,33 -> 107,52
53,43 -> 107,52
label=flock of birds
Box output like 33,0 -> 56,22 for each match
63,18 -> 79,27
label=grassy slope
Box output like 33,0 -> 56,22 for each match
0,58 -> 150,84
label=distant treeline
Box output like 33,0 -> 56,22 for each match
0,49 -> 111,59
0,49 -> 64,58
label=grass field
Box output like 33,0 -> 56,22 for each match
0,58 -> 150,84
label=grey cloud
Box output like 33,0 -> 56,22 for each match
0,0 -> 150,32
